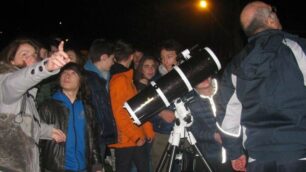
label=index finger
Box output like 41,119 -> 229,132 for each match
58,41 -> 65,52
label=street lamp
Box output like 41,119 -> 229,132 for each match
199,0 -> 208,9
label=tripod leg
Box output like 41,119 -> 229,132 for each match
192,144 -> 214,172
156,143 -> 171,172
167,145 -> 177,172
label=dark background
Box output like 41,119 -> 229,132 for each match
1,0 -> 305,64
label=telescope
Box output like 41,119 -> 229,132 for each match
124,46 -> 221,125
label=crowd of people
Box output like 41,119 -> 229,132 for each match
1,1 -> 306,172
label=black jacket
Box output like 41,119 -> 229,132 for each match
218,29 -> 306,161
84,70 -> 117,144
38,99 -> 101,172
186,90 -> 223,161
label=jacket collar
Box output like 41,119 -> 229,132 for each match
116,68 -> 134,80
248,29 -> 282,42
110,63 -> 129,76
84,59 -> 104,78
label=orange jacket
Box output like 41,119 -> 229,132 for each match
109,69 -> 154,148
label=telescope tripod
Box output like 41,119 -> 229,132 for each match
156,98 -> 213,172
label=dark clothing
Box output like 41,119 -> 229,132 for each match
134,80 -> 147,91
193,157 -> 233,172
134,72 -> 161,91
218,29 -> 306,162
184,90 -> 233,172
186,91 -> 220,161
35,75 -> 58,107
115,145 -> 150,172
84,70 -> 117,145
110,63 -> 129,76
84,60 -> 117,168
247,160 -> 306,172
38,96 -> 101,171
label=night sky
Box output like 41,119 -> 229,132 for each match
1,0 -> 306,64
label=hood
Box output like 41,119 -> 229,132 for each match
0,61 -> 18,74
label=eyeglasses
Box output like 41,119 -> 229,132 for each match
266,6 -> 277,18
271,6 -> 277,14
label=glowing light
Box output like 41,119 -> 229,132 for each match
199,0 -> 208,9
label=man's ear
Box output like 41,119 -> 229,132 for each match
100,54 -> 108,61
267,14 -> 278,27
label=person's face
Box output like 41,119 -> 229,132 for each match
66,50 -> 78,63
142,59 -> 157,80
160,49 -> 178,72
133,51 -> 144,69
102,54 -> 115,71
11,43 -> 38,68
60,69 -> 81,92
266,5 -> 282,30
39,48 -> 48,59
195,77 -> 212,90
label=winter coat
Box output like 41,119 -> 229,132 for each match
186,89 -> 225,162
84,70 -> 117,145
109,69 -> 155,148
38,93 -> 101,171
0,60 -> 58,172
218,29 -> 306,161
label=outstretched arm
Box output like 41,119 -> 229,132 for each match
1,41 -> 70,104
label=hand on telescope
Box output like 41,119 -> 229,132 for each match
159,109 -> 175,123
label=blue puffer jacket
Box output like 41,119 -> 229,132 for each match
186,90 -> 223,161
